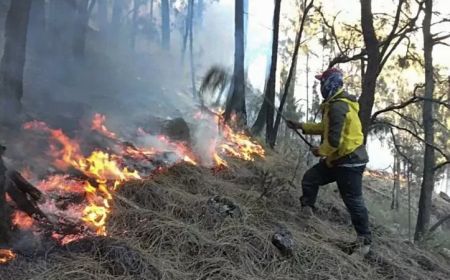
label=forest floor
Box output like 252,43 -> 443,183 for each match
1,152 -> 449,280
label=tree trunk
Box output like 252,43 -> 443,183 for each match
391,155 -> 400,210
131,0 -> 141,50
161,0 -> 171,50
111,0 -> 123,36
446,165 -> 450,194
223,0 -> 246,125
270,0 -> 313,147
306,53 -> 313,167
251,0 -> 281,138
28,0 -> 46,53
251,52 -> 272,135
407,163 -> 412,242
189,0 -> 196,98
150,0 -> 154,19
359,0 -> 380,139
98,0 -> 108,31
72,0 -> 90,58
196,0 -> 204,27
414,0 -> 435,242
0,0 -> 32,123
181,0 -> 194,64
0,155 -> 9,244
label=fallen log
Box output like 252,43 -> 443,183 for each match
5,176 -> 47,221
6,170 -> 43,202
0,146 -> 48,228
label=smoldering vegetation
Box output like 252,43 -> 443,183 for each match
1,155 -> 450,280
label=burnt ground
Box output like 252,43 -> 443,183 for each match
1,153 -> 449,280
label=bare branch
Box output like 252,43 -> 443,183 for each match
434,161 -> 450,171
433,33 -> 450,43
389,127 -> 414,166
435,41 -> 450,47
379,0 -> 406,59
329,0 -> 424,69
329,52 -> 366,68
376,121 -> 449,161
317,8 -> 345,54
392,110 -> 421,134
418,97 -> 450,108
370,84 -> 424,122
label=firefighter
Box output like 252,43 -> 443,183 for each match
287,68 -> 372,256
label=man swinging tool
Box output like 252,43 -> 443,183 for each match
286,68 -> 372,256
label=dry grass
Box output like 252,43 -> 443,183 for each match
1,154 -> 450,279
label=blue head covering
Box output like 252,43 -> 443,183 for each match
316,68 -> 344,100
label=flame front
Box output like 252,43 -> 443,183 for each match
24,121 -> 142,236
0,249 -> 16,264
11,211 -> 35,231
11,112 -> 264,254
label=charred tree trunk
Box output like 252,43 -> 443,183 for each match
29,0 -> 46,54
73,0 -> 90,58
359,0 -> 380,139
224,0 -> 246,125
251,53 -> 272,135
447,165 -> 450,194
391,155 -> 400,210
270,0 -> 313,147
181,0 -> 194,64
251,0 -> 281,138
111,0 -> 123,39
415,0 -> 435,242
150,0 -> 154,19
98,0 -> 108,32
197,0 -> 204,27
407,163 -> 412,242
188,0 -> 196,98
0,0 -> 32,123
131,0 -> 142,50
112,0 -> 121,27
0,152 -> 9,244
161,0 -> 171,50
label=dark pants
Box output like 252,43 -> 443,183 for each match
301,160 -> 371,242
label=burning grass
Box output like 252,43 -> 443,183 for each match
4,111 -> 264,242
1,114 -> 449,279
100,159 -> 450,279
2,158 -> 450,279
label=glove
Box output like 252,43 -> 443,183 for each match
310,146 -> 321,157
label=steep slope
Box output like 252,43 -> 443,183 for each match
1,153 -> 449,280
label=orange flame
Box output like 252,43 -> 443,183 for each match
12,211 -> 35,230
91,113 -> 117,139
0,249 -> 16,264
24,121 -> 141,236
20,112 -> 265,241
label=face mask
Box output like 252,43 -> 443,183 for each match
320,81 -> 329,99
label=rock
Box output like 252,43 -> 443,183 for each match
207,196 -> 242,219
203,196 -> 242,228
271,224 -> 295,256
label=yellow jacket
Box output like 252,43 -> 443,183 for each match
302,89 -> 368,167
